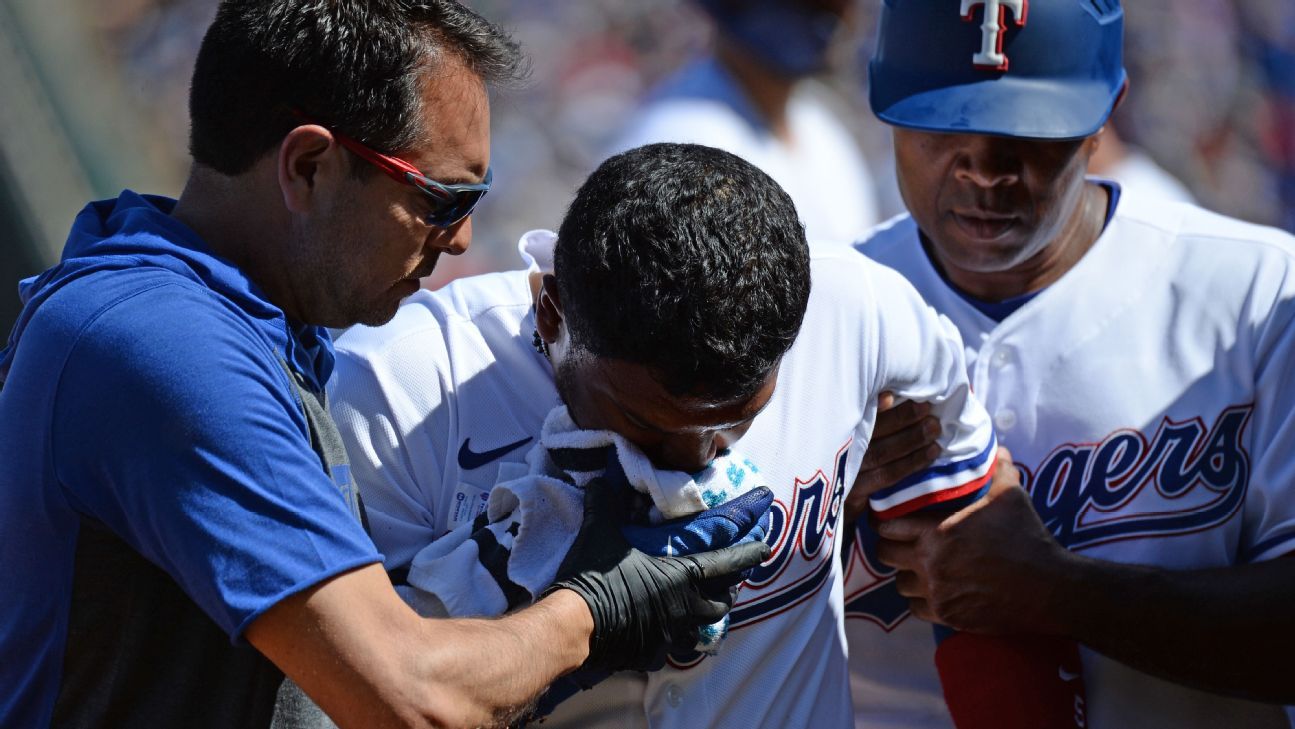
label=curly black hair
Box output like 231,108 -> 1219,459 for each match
188,0 -> 526,175
555,143 -> 812,401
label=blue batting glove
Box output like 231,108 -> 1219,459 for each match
621,486 -> 774,559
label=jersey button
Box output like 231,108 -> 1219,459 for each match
994,409 -> 1017,432
991,348 -> 1011,368
665,682 -> 684,708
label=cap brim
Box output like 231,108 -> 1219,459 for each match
871,72 -> 1127,141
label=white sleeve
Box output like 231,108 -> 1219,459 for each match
1239,255 -> 1295,563
329,331 -> 455,570
863,263 -> 998,520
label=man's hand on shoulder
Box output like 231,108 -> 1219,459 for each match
846,393 -> 942,524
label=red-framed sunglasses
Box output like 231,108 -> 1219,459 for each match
295,113 -> 491,228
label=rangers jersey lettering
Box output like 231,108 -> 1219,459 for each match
1028,405 -> 1252,550
845,404 -> 1254,629
330,232 -> 995,729
849,193 -> 1295,729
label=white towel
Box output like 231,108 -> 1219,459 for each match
400,405 -> 766,654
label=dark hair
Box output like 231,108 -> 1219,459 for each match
555,143 -> 811,401
188,0 -> 526,175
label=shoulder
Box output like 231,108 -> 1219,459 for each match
45,271 -> 307,462
336,270 -> 530,357
1117,199 -> 1295,254
14,269 -> 289,450
38,265 -> 228,326
801,219 -> 926,299
805,239 -> 929,319
851,214 -> 921,267
331,269 -> 532,396
48,269 -> 273,377
810,240 -> 891,281
1115,201 -> 1295,289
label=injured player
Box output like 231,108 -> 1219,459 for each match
328,143 -> 998,728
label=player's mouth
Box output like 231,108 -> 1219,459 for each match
395,272 -> 430,296
950,209 -> 1019,242
389,277 -> 421,300
398,256 -> 441,292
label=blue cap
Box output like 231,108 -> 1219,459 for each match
869,0 -> 1127,140
696,0 -> 845,78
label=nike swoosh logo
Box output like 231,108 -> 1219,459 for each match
458,436 -> 533,470
1058,666 -> 1082,682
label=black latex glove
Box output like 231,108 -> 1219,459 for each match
546,476 -> 772,672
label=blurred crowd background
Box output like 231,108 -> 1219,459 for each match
2,0 -> 1294,337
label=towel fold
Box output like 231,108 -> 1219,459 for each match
400,405 -> 766,653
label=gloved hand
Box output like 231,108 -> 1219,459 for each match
545,477 -> 772,672
534,482 -> 773,718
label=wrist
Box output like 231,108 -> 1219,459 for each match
534,588 -> 595,673
1036,548 -> 1105,637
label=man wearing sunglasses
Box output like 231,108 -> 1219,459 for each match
0,2 -> 770,728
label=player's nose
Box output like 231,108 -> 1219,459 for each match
954,135 -> 1021,188
657,434 -> 720,475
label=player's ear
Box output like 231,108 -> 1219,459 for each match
535,274 -> 564,345
1088,79 -> 1129,156
277,124 -> 342,214
1085,127 -> 1106,158
1112,77 -> 1130,114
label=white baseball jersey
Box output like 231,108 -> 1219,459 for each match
610,57 -> 881,245
848,193 -> 1295,729
329,231 -> 995,729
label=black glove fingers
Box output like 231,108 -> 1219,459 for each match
695,578 -> 739,611
687,593 -> 733,625
689,540 -> 771,581
697,568 -> 750,592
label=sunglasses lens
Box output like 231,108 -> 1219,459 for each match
430,188 -> 487,227
411,175 -> 489,227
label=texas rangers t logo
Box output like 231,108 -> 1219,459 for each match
960,0 -> 1028,70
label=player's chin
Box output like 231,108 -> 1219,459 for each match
352,285 -> 413,327
936,237 -> 1033,274
937,218 -> 1032,258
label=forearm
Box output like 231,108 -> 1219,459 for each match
249,564 -> 592,729
413,590 -> 592,727
1047,552 -> 1295,702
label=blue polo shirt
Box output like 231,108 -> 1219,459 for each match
0,192 -> 381,727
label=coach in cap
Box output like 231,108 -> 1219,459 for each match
848,1 -> 1295,727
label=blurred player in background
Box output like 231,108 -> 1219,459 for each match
1088,125 -> 1196,205
609,0 -> 881,244
848,0 -> 1295,727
